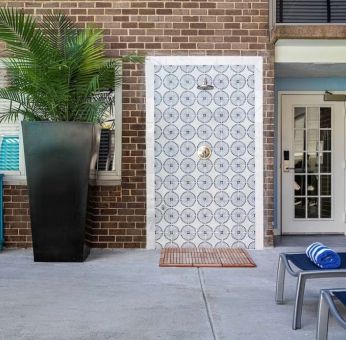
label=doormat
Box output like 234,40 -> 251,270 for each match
159,248 -> 256,268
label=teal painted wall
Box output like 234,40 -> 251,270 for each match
276,77 -> 346,92
274,77 -> 346,229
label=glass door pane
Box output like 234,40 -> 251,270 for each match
293,106 -> 332,219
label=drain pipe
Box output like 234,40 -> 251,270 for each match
0,174 -> 3,250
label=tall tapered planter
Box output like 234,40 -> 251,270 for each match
22,122 -> 99,262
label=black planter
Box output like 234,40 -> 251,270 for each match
22,122 -> 99,262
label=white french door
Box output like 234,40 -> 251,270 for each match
281,94 -> 345,234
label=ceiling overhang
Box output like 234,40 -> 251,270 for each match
275,39 -> 346,64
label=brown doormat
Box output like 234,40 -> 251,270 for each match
159,248 -> 256,268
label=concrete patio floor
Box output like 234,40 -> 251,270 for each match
0,237 -> 346,339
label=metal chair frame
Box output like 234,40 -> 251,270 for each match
316,289 -> 346,340
275,252 -> 346,330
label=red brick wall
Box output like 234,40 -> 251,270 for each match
3,185 -> 31,247
1,1 -> 274,248
86,185 -> 146,248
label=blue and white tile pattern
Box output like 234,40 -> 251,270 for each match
154,65 -> 256,249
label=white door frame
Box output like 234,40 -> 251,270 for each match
145,56 -> 264,249
278,91 -> 346,235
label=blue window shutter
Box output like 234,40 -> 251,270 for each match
0,136 -> 19,171
0,89 -> 21,172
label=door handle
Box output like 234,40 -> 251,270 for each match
283,150 -> 291,172
283,166 -> 296,172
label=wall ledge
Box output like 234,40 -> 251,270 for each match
271,25 -> 346,43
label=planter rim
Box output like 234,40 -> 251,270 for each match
21,121 -> 98,125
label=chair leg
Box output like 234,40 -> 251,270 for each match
293,274 -> 307,330
275,254 -> 286,304
316,292 -> 329,340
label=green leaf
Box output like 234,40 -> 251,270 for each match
0,8 -> 143,123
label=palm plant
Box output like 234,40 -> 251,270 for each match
0,8 -> 143,123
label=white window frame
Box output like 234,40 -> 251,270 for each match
89,82 -> 122,186
0,60 -> 26,184
0,59 -> 122,186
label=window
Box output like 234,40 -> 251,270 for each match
89,85 -> 122,186
0,61 -> 122,185
0,65 -> 25,184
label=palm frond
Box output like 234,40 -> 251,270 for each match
122,54 -> 145,64
66,28 -> 105,87
0,8 -> 143,123
0,7 -> 53,63
0,87 -> 40,122
98,59 -> 122,90
40,13 -> 77,57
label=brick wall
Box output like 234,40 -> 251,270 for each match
1,1 -> 274,248
3,185 -> 31,247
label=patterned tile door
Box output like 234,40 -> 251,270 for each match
154,64 -> 256,249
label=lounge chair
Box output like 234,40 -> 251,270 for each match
275,252 -> 346,329
316,289 -> 346,340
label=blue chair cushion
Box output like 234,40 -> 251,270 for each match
286,253 -> 346,271
333,291 -> 346,307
